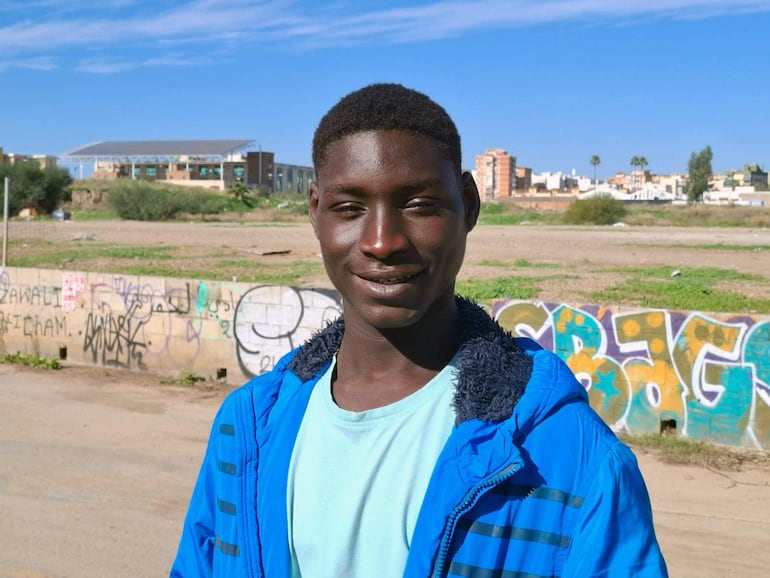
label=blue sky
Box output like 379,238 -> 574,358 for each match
1,0 -> 769,178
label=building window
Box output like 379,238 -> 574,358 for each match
146,166 -> 157,178
199,166 -> 209,177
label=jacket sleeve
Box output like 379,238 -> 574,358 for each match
169,404 -> 227,578
561,441 -> 669,577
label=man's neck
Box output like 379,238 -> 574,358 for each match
331,304 -> 459,412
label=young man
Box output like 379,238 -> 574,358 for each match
172,83 -> 668,577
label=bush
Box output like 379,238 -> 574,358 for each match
107,182 -> 237,221
0,160 -> 72,216
107,182 -> 187,221
562,195 -> 627,225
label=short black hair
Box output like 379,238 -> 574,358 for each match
312,83 -> 461,174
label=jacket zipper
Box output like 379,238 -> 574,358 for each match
431,462 -> 521,578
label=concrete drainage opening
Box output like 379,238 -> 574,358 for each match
660,418 -> 677,436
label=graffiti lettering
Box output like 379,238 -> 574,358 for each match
0,312 -> 67,339
23,315 -> 67,338
83,300 -> 147,369
233,286 -> 342,377
0,284 -> 61,307
494,300 -> 770,449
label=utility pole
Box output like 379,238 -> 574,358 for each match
3,177 -> 9,268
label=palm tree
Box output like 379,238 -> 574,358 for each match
590,155 -> 601,190
638,156 -> 648,190
630,155 -> 648,191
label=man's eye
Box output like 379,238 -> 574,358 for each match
406,199 -> 439,212
331,204 -> 363,215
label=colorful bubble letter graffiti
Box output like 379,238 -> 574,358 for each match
494,300 -> 770,450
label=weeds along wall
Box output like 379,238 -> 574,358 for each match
1,267 -> 769,450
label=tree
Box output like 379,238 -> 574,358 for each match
686,146 -> 713,203
0,160 -> 72,216
590,155 -> 601,189
227,181 -> 255,208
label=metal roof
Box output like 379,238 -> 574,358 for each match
64,140 -> 255,157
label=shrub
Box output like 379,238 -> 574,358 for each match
562,195 -> 627,225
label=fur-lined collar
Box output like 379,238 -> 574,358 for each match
287,297 -> 533,424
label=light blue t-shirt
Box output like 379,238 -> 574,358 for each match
286,357 -> 457,578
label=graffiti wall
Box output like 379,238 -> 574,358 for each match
2,266 -> 769,449
493,300 -> 770,450
0,267 -> 341,381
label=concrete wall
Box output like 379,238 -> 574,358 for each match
2,267 -> 769,449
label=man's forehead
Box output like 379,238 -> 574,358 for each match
319,130 -> 448,169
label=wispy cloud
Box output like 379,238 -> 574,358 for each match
2,0 -> 769,73
74,53 -> 221,74
0,56 -> 58,73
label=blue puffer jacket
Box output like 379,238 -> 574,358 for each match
171,299 -> 667,577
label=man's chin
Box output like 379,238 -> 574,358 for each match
346,303 -> 425,332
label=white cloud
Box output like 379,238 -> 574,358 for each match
2,0 -> 769,72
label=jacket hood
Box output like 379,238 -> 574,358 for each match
287,297 -> 585,430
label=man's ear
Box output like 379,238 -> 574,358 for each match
309,181 -> 320,238
461,171 -> 481,232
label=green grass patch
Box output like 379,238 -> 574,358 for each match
477,201 -> 560,226
118,260 -> 325,285
69,210 -> 118,221
459,273 -> 579,305
591,266 -> 770,313
457,277 -> 540,303
478,211 -> 552,225
624,204 -> 770,228
161,370 -> 209,386
1,352 -> 61,369
9,243 -> 178,268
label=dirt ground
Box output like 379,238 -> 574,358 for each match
15,218 -> 770,303
1,363 -> 769,578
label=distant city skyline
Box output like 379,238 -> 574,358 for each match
1,1 -> 769,178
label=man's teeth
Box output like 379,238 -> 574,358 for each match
368,275 -> 412,284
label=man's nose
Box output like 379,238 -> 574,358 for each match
359,207 -> 409,259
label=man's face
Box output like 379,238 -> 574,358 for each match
309,130 -> 479,332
